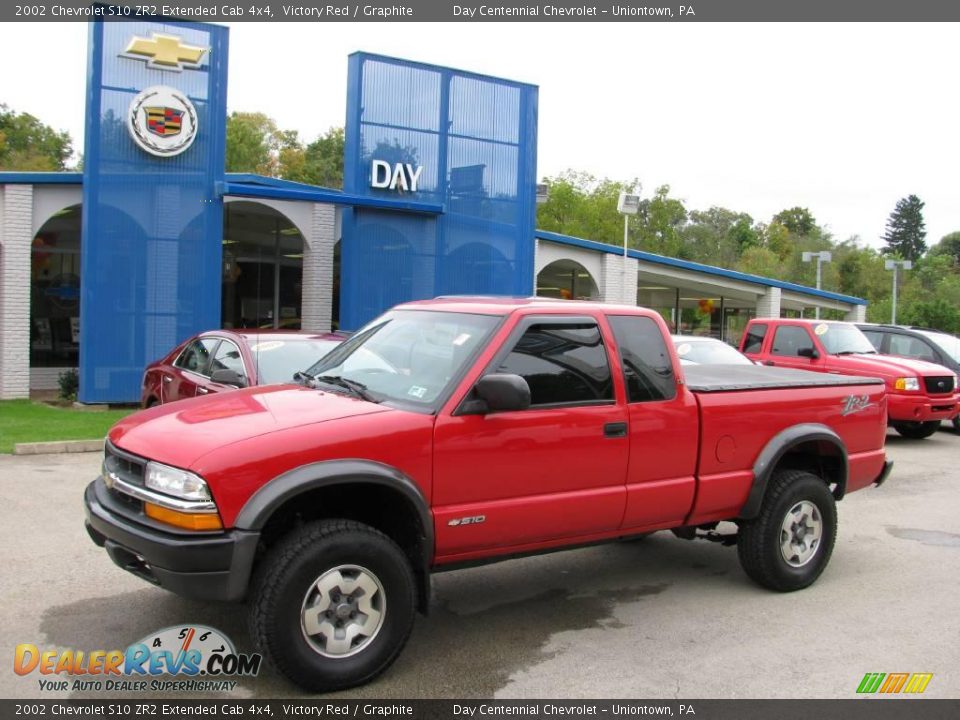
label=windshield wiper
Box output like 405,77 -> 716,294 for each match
314,374 -> 380,403
293,371 -> 317,388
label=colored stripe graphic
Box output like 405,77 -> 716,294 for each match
903,673 -> 933,694
857,672 -> 933,694
879,673 -> 909,693
857,673 -> 885,693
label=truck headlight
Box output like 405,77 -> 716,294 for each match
144,461 -> 211,501
894,377 -> 920,392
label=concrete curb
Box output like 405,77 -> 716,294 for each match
13,439 -> 105,455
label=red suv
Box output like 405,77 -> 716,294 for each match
741,318 -> 957,439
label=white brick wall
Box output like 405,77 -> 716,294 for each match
600,253 -> 638,305
844,305 -> 867,323
0,185 -> 33,399
756,287 -> 782,318
301,202 -> 336,333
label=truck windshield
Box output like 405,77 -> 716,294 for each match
817,323 -> 878,355
303,310 -> 500,409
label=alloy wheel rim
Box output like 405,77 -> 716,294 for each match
779,500 -> 823,568
300,564 -> 386,658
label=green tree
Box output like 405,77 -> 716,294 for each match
225,112 -> 278,174
536,170 -> 640,247
301,127 -> 344,188
772,207 -> 817,236
928,231 -> 960,267
0,104 -> 73,170
635,185 -> 688,257
882,194 -> 927,261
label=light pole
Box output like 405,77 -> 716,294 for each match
617,191 -> 641,304
885,259 -> 912,324
801,251 -> 832,319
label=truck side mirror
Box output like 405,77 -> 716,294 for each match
210,369 -> 248,387
459,373 -> 531,415
797,347 -> 820,360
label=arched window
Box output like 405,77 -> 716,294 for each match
536,259 -> 599,301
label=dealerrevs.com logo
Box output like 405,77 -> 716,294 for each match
14,625 -> 261,693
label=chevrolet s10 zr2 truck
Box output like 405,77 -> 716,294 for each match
84,298 -> 893,691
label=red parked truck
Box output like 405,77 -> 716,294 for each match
85,298 -> 892,691
739,318 -> 958,439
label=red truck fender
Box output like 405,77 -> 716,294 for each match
740,423 -> 848,519
234,459 -> 433,613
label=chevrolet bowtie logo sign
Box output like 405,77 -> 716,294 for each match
121,33 -> 207,72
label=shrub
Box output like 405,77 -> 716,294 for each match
58,368 -> 79,402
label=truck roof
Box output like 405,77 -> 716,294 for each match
395,296 -> 655,316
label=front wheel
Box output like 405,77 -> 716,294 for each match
892,421 -> 940,439
249,520 -> 416,692
737,470 -> 837,592
953,416 -> 960,432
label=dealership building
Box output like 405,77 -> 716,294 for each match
0,19 -> 867,403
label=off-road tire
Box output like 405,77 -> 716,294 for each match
249,519 -> 416,692
737,470 -> 837,592
892,421 -> 940,440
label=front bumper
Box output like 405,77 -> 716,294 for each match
84,478 -> 258,602
887,393 -> 957,423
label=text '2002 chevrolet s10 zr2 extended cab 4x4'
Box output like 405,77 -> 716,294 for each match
84,298 -> 893,691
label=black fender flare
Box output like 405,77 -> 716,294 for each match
739,423 -> 848,520
234,459 -> 433,606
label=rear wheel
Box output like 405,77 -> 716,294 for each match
892,421 -> 940,439
951,416 -> 959,433
249,519 -> 416,692
737,470 -> 837,592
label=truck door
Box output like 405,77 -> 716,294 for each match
606,315 -> 698,529
765,325 -> 824,372
432,316 -> 629,560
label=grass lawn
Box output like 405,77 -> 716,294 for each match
0,400 -> 136,454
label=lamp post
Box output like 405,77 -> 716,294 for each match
617,191 -> 641,304
801,251 -> 832,319
884,259 -> 912,324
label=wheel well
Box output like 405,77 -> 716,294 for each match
255,482 -> 430,613
773,440 -> 846,498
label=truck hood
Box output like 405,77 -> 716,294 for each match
832,353 -> 954,378
109,385 -> 390,468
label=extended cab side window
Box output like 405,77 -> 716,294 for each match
771,326 -> 815,357
608,315 -> 676,402
174,338 -> 218,376
889,334 -> 938,364
497,322 -> 614,406
742,323 -> 767,353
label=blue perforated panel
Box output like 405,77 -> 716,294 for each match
79,20 -> 228,403
341,53 -> 538,331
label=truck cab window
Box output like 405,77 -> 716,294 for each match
771,326 -> 815,357
608,315 -> 676,402
498,322 -> 613,406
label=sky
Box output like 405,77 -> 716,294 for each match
2,21 -> 958,249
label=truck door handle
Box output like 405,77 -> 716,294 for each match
764,360 -> 776,366
197,387 -> 208,394
163,376 -> 172,383
604,422 -> 628,438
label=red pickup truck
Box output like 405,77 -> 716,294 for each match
85,299 -> 892,691
740,318 -> 958,439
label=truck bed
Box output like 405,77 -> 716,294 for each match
683,364 -> 884,393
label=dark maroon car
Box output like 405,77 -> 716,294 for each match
140,330 -> 344,407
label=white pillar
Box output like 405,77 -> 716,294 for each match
600,253 -> 637,305
756,286 -> 781,318
301,203 -> 336,333
844,305 -> 867,323
0,185 -> 33,399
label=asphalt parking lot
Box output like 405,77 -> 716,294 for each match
1,426 -> 958,700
